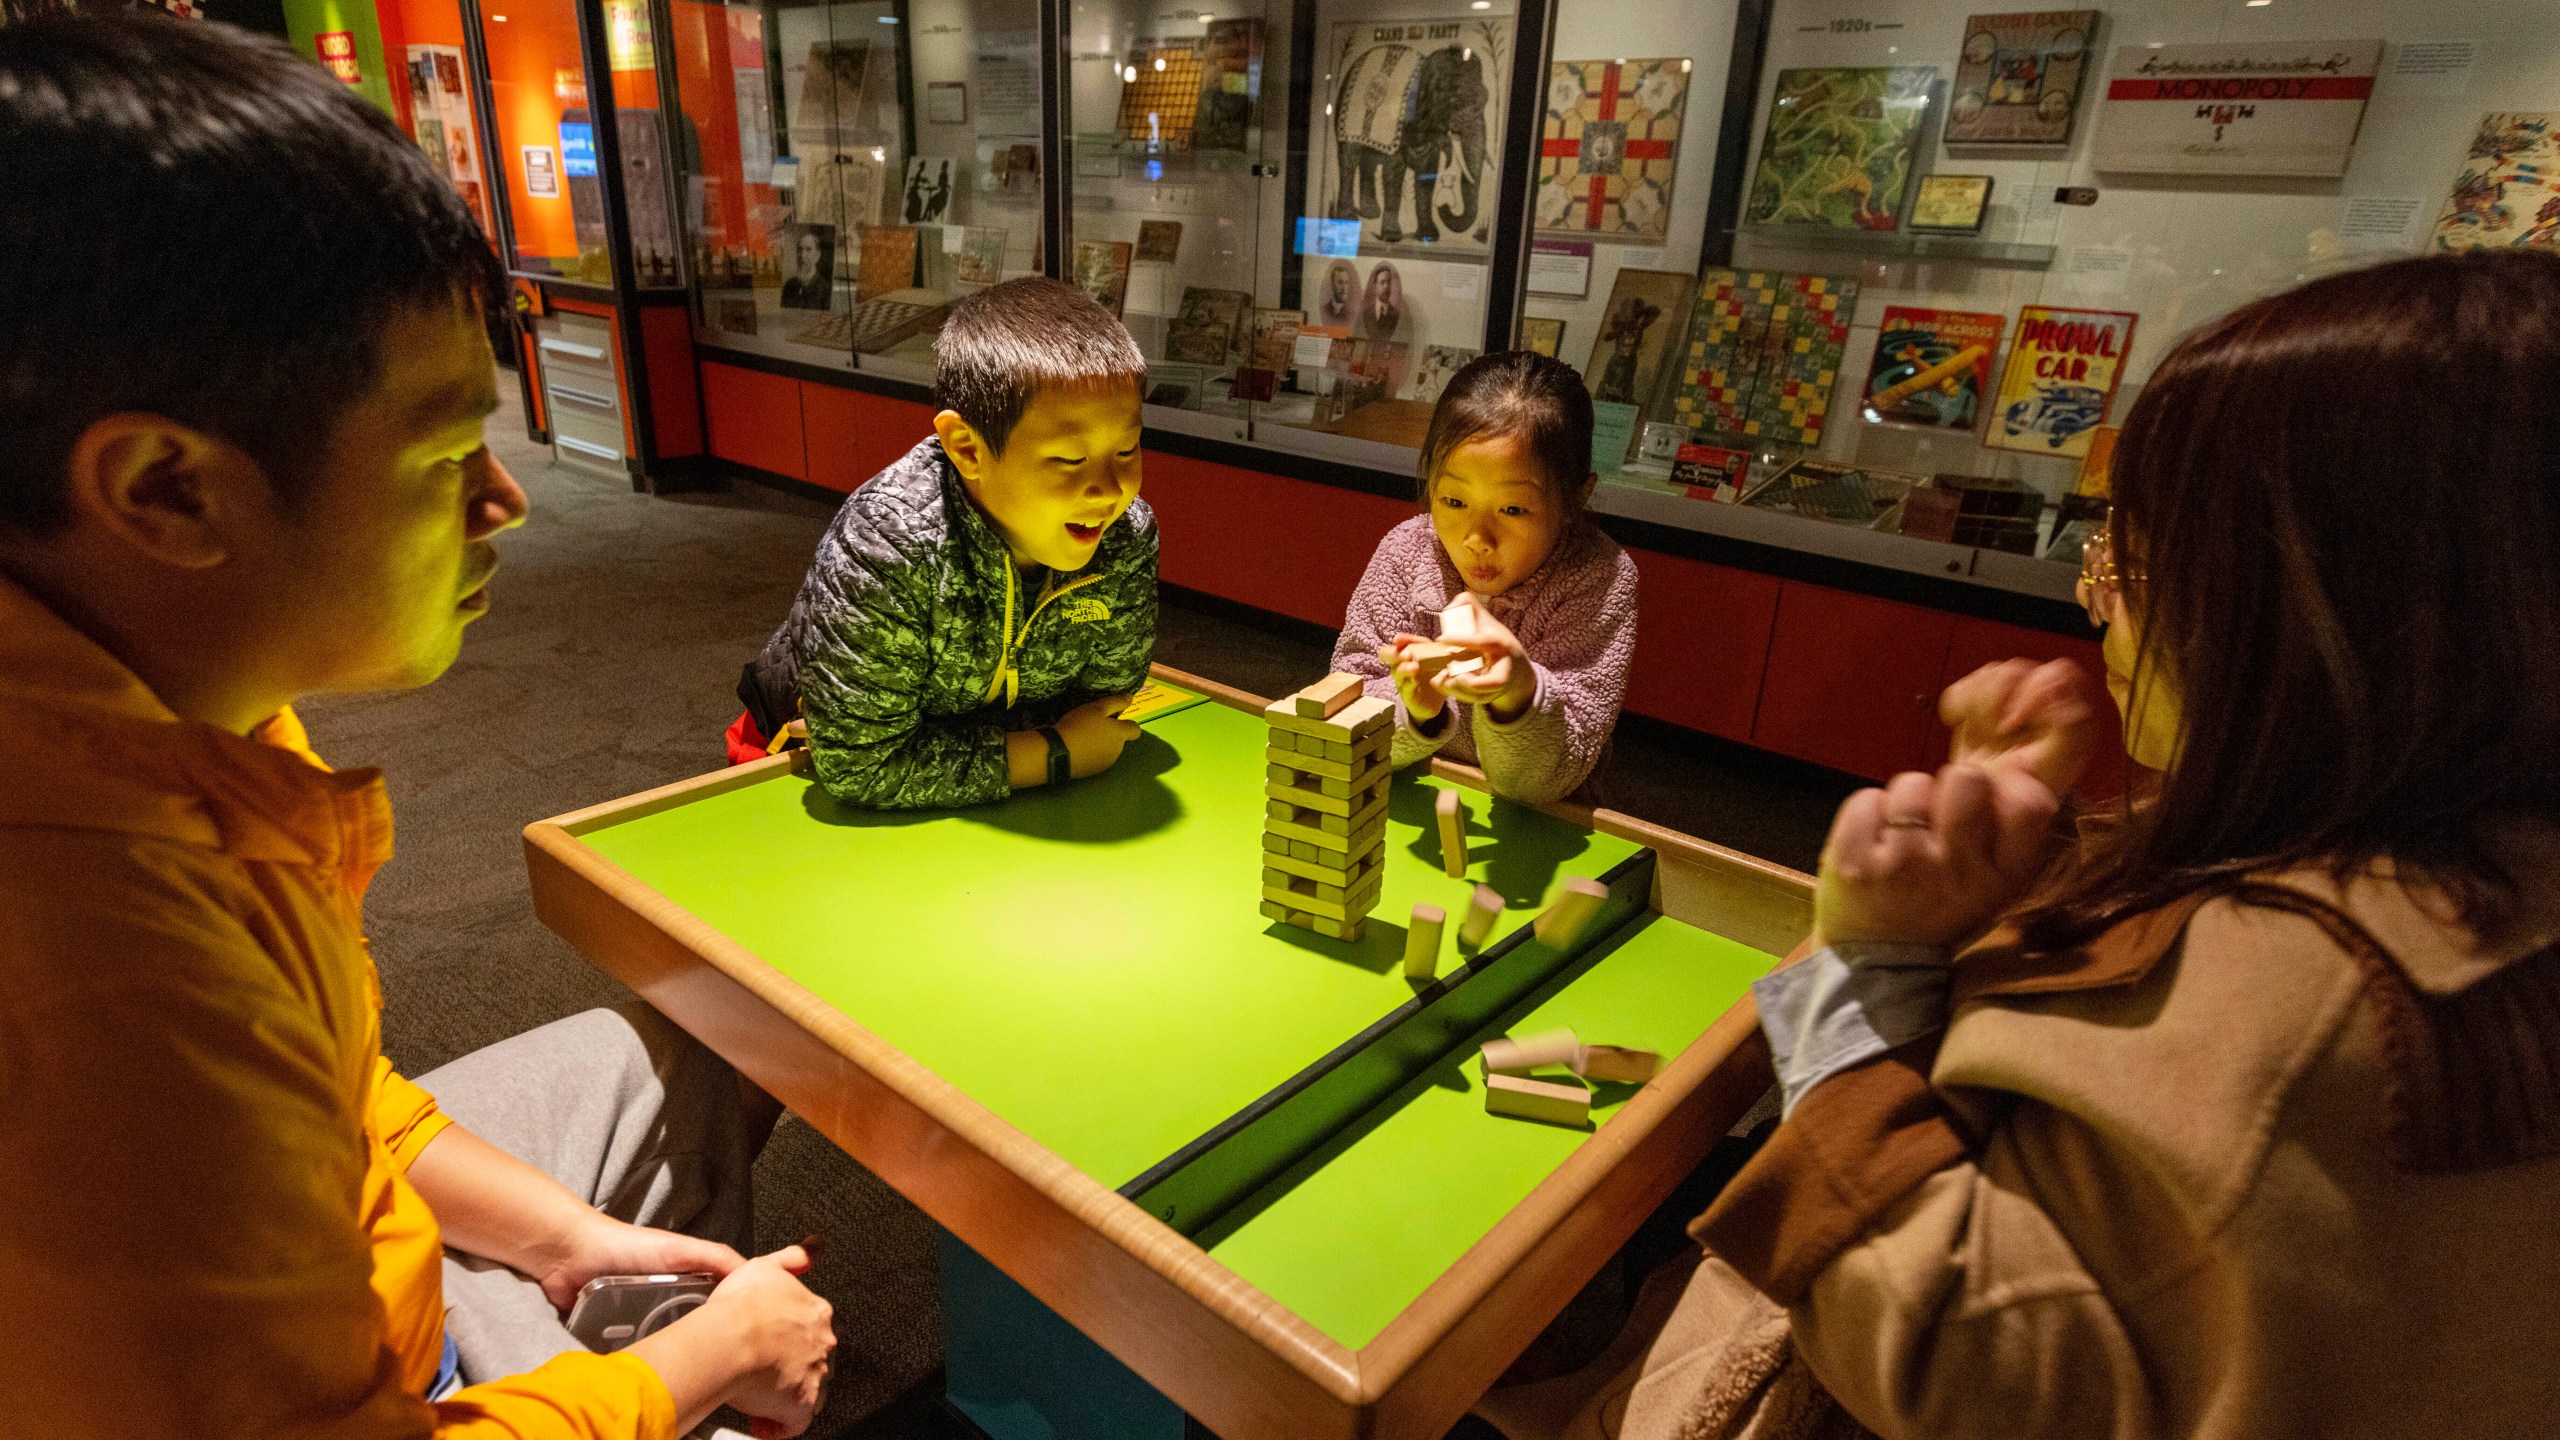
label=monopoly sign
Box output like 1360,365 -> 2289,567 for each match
2094,39 -> 2382,177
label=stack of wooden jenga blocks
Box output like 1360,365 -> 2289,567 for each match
1259,673 -> 1395,941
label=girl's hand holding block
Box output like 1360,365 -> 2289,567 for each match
1434,601 -> 1536,722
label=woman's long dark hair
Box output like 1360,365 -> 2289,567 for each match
2014,250 -> 2560,952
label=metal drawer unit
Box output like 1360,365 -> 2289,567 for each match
535,313 -> 627,477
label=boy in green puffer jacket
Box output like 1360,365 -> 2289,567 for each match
731,277 -> 1158,809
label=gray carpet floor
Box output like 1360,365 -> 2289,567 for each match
299,382 -> 1849,1437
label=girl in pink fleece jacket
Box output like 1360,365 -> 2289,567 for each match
1331,351 -> 1639,804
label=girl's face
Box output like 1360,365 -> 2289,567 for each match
1429,432 -> 1586,597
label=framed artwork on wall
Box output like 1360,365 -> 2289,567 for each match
1745,67 -> 1936,232
1945,11 -> 2096,146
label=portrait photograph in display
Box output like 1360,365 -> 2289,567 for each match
1358,262 -> 1406,341
777,223 -> 836,311
1310,258 -> 1360,335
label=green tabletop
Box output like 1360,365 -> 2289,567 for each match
1201,914 -> 1773,1346
579,694 -> 1647,1192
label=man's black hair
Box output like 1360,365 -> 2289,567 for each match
0,13 -> 508,533
931,276 -> 1145,455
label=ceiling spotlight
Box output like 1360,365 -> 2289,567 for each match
1123,65 -> 1137,82
1154,56 -> 1166,70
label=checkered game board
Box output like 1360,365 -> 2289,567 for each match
1671,269 -> 1860,451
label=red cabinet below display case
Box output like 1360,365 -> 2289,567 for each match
1751,584 -> 1957,782
1621,550 -> 1779,745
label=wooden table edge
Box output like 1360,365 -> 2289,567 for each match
521,662 -> 1809,1439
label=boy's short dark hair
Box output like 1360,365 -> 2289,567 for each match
0,14 -> 507,534
931,277 -> 1145,455
1417,350 -> 1597,527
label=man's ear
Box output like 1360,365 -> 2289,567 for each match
933,409 -> 992,483
60,415 -> 266,571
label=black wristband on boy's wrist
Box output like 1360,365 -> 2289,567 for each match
1039,725 -> 1070,786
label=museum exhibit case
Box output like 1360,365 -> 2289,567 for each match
641,0 -> 2560,778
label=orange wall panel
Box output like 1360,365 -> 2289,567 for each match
702,362 -> 806,480
802,384 -> 936,493
1621,550 -> 1779,744
1141,450 -> 1413,631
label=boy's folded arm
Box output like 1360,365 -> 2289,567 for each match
795,542 -> 1011,810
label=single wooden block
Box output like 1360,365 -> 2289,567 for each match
1280,909 -> 1366,942
1440,591 -> 1488,639
1320,738 -> 1354,763
1435,788 -> 1468,879
1533,876 -> 1611,948
1575,1044 -> 1664,1085
1261,830 -> 1288,855
1480,1027 -> 1583,1078
1403,903 -> 1446,981
1295,672 -> 1365,720
1404,640 -> 1469,678
1265,849 -> 1375,889
1265,743 -> 1391,784
1484,1071 -> 1590,1129
1258,899 -> 1289,923
1261,882 -> 1376,923
1266,762 -> 1297,786
1287,839 -> 1320,862
1457,882 -> 1503,949
1265,809 -> 1386,854
1264,694 -> 1393,744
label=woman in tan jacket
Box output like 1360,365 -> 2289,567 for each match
1490,250 -> 2560,1440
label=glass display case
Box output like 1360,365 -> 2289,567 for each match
1584,0 -> 2560,590
667,0 -> 1040,365
657,0 -> 2560,598
481,0 -> 684,285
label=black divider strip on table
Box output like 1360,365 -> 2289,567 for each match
1119,851 -> 1658,1238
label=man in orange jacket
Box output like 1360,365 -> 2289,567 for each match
0,15 -> 835,1438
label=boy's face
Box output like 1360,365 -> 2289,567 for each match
252,301 -> 526,694
1429,432 -> 1585,598
939,378 -> 1143,573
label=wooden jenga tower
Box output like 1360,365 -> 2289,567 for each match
1260,674 -> 1394,941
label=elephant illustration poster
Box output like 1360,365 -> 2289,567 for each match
1537,58 -> 1691,241
1319,18 -> 1511,255
1746,67 -> 1936,232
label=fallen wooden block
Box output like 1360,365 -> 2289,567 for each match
1533,877 -> 1611,948
1479,1027 -> 1582,1078
1484,1071 -> 1590,1128
1574,1044 -> 1663,1084
1435,788 -> 1468,879
1294,672 -> 1364,720
1456,883 -> 1503,949
1403,903 -> 1445,981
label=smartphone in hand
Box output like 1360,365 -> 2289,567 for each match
565,1273 -> 719,1352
